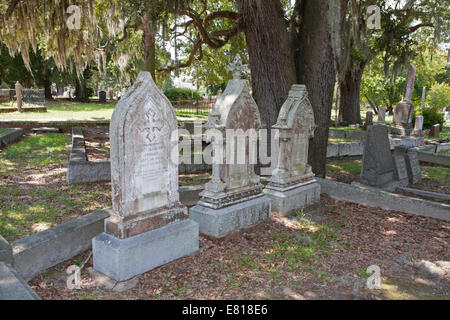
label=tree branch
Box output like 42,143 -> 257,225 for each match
406,22 -> 434,33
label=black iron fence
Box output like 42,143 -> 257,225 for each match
171,98 -> 216,116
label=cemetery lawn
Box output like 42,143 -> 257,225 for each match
0,133 -> 111,242
0,101 -> 208,121
30,195 -> 450,300
326,159 -> 450,194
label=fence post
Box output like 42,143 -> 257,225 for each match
15,81 -> 23,112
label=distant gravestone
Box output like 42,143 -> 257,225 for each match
264,84 -> 320,216
378,108 -> 386,124
99,91 -> 107,103
430,124 -> 440,138
412,115 -> 424,136
360,125 -> 396,188
392,155 -> 409,187
364,111 -> 373,129
189,56 -> 271,239
92,72 -> 199,281
393,64 -> 416,134
420,87 -> 426,109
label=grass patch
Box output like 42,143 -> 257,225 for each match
0,133 -> 111,241
0,128 -> 11,135
0,101 -> 209,121
0,133 -> 70,173
421,166 -> 450,185
328,137 -> 359,143
326,160 -> 362,176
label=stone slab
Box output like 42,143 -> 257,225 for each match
416,151 -> 450,167
0,128 -> 23,148
190,196 -> 271,239
0,234 -> 13,266
0,262 -> 40,300
405,151 -> 421,184
392,155 -> 409,187
263,180 -> 320,216
317,178 -> 450,222
398,187 -> 450,201
92,219 -> 199,281
12,209 -> 110,280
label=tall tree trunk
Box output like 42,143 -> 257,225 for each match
293,0 -> 338,177
43,68 -> 52,100
75,77 -> 88,102
338,66 -> 365,124
142,12 -> 157,79
236,0 -> 297,132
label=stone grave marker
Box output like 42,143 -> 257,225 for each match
15,82 -> 22,112
263,84 -> 320,216
420,87 -> 426,108
394,146 -> 422,185
393,64 -> 416,134
412,115 -> 424,136
360,125 -> 396,189
99,91 -> 107,103
378,108 -> 386,124
92,72 -> 199,281
430,124 -> 440,138
392,155 -> 409,187
405,151 -> 421,184
189,56 -> 271,239
364,111 -> 373,128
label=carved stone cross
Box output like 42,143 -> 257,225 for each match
227,56 -> 249,79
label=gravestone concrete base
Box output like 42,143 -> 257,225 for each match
190,196 -> 271,239
263,180 -> 320,216
92,219 -> 199,281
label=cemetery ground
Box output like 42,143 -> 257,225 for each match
0,100 -> 209,121
0,132 -> 448,300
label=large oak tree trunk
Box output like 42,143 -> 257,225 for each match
236,0 -> 297,132
142,13 -> 157,79
338,66 -> 365,125
293,0 -> 338,177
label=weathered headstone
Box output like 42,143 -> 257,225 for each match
189,56 -> 271,239
92,72 -> 199,281
394,146 -> 421,185
99,91 -> 107,103
15,82 -> 22,112
263,85 -> 320,216
420,87 -> 426,108
393,64 -> 416,134
412,115 -> 424,136
405,151 -> 421,184
364,111 -> 373,129
378,108 -> 386,124
360,125 -> 396,189
392,155 -> 409,187
430,124 -> 440,138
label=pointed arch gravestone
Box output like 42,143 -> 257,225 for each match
263,85 -> 321,216
189,57 -> 271,239
92,72 -> 199,281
